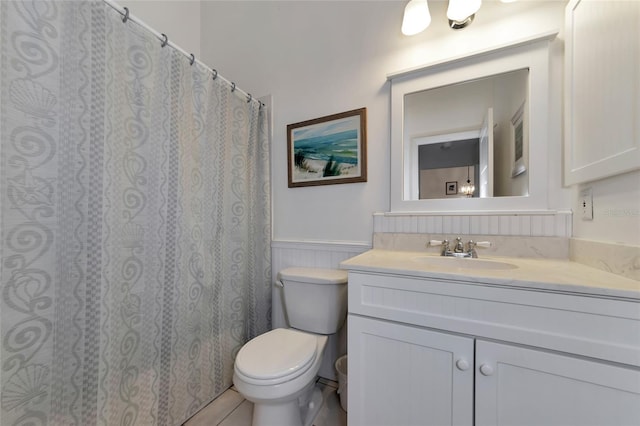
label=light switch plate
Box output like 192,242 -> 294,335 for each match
580,187 -> 593,220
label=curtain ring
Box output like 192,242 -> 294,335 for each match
211,69 -> 218,80
160,33 -> 168,47
231,82 -> 236,92
247,93 -> 252,103
122,7 -> 129,23
189,54 -> 195,66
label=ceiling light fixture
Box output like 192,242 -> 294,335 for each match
447,0 -> 482,30
461,166 -> 475,197
401,0 -> 432,36
402,0 -> 482,36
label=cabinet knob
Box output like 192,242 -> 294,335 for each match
479,364 -> 494,376
455,359 -> 470,371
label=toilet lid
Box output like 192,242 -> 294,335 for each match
235,328 -> 317,381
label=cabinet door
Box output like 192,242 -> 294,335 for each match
475,340 -> 640,426
564,0 -> 640,184
348,315 -> 474,426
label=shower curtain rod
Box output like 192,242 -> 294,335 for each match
102,0 -> 264,109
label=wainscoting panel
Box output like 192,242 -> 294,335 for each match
373,211 -> 572,238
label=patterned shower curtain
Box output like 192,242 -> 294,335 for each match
0,1 -> 271,425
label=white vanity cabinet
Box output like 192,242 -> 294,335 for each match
475,340 -> 640,426
346,270 -> 640,426
349,315 -> 474,426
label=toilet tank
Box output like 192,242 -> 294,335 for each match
278,267 -> 348,335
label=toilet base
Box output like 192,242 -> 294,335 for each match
301,386 -> 323,426
251,382 -> 324,426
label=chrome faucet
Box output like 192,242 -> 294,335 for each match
467,239 -> 492,258
429,237 -> 492,258
428,239 -> 450,256
468,240 -> 478,258
454,237 -> 465,253
440,239 -> 450,256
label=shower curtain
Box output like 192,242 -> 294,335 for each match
0,1 -> 271,425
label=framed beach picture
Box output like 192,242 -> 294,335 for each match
287,108 -> 367,187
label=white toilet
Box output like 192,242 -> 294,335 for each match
233,267 -> 348,426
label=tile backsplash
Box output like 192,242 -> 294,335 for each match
570,238 -> 640,281
373,233 -> 570,259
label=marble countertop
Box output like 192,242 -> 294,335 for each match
340,249 -> 640,300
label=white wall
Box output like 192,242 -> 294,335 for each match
572,171 -> 640,245
200,0 -> 570,245
125,0 -> 637,247
108,0 -> 638,381
118,0 -> 201,57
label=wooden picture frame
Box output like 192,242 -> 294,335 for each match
287,108 -> 367,188
445,181 -> 458,195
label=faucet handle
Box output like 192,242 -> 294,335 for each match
467,240 -> 491,258
427,239 -> 450,256
467,240 -> 491,249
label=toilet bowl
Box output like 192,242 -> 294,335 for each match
233,328 -> 328,426
232,267 -> 348,426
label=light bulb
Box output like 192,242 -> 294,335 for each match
461,166 -> 475,196
402,0 -> 431,36
447,0 -> 482,22
461,179 -> 475,197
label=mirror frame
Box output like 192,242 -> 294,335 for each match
389,32 -> 557,213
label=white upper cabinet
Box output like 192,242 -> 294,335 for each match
564,0 -> 640,185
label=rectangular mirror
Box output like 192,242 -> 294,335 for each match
389,33 -> 556,213
405,69 -> 529,200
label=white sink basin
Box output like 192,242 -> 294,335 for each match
411,256 -> 518,271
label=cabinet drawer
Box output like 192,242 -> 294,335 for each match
348,271 -> 640,367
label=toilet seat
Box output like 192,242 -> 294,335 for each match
235,328 -> 318,386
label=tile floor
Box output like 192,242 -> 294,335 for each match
183,378 -> 347,426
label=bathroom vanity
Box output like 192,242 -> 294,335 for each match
341,250 -> 640,426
